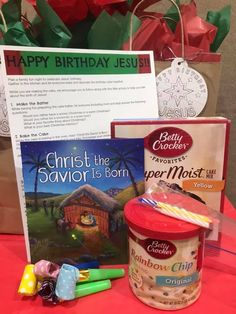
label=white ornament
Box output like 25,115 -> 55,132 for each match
0,81 -> 10,137
156,58 -> 208,119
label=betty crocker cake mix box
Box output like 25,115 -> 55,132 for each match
111,118 -> 230,219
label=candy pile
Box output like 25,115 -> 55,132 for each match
18,259 -> 125,304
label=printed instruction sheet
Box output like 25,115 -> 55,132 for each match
0,46 -> 158,260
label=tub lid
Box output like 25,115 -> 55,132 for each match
124,193 -> 203,240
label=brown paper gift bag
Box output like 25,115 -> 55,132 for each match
126,0 -> 222,118
0,137 -> 23,234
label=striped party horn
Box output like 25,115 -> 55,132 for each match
139,198 -> 212,229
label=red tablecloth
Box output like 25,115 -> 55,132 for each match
0,197 -> 236,314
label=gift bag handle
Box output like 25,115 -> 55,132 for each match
0,9 -> 8,33
129,0 -> 184,58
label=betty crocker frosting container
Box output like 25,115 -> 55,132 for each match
124,193 -> 206,310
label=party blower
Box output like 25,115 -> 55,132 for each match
75,280 -> 111,298
77,268 -> 125,283
38,278 -> 112,303
55,264 -> 124,300
55,264 -> 112,301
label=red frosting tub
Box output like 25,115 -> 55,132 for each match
124,193 -> 206,310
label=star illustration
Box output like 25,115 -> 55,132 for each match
163,76 -> 194,107
0,86 -> 7,117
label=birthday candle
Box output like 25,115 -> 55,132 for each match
139,198 -> 212,229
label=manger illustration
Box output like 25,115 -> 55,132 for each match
60,184 -> 120,237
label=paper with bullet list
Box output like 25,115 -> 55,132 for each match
0,46 -> 158,260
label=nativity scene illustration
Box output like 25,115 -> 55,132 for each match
59,184 -> 120,237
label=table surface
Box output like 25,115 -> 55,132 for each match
1,197 -> 236,314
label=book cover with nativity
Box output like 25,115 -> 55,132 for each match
20,138 -> 144,264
